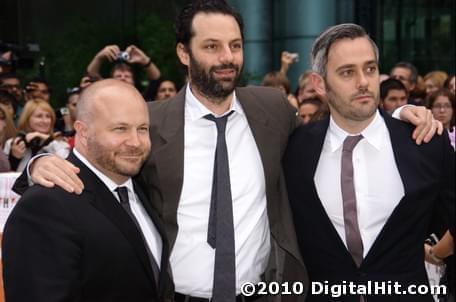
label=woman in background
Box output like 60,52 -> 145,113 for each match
3,99 -> 69,172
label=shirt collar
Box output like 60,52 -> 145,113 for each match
73,148 -> 134,195
185,83 -> 244,121
327,110 -> 385,152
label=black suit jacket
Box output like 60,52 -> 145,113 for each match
283,112 -> 455,302
2,152 -> 172,302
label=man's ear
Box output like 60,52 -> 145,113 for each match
73,121 -> 88,146
176,43 -> 190,67
310,72 -> 326,99
310,72 -> 327,97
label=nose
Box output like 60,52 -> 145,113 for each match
219,45 -> 234,64
357,71 -> 369,89
126,130 -> 141,147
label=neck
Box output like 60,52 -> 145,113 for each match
190,84 -> 234,116
331,112 -> 376,135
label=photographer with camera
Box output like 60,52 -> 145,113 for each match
86,44 -> 161,86
3,99 -> 69,172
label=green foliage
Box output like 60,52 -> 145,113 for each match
136,13 -> 184,87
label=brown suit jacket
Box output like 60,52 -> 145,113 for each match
136,85 -> 308,301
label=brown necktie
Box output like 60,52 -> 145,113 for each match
341,135 -> 364,267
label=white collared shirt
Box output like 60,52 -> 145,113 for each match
73,149 -> 162,267
314,111 -> 405,257
170,84 -> 270,298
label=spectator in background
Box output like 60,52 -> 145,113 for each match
55,87 -> 80,149
0,73 -> 23,114
261,70 -> 299,108
390,61 -> 420,105
3,99 -> 69,172
0,51 -> 13,75
380,78 -> 408,114
0,107 -> 16,172
24,78 -> 51,103
297,71 -> 319,104
0,90 -> 16,121
154,79 -> 178,100
427,89 -> 455,149
410,75 -> 427,104
298,98 -> 324,124
445,74 -> 455,95
424,71 -> 448,98
86,44 -> 161,86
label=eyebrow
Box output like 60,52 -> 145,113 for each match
335,60 -> 377,73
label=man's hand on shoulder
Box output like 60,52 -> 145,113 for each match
398,105 -> 443,145
31,155 -> 83,194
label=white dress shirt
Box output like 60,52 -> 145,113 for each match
73,149 -> 162,267
314,111 -> 405,257
171,84 -> 270,298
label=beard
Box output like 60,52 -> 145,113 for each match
86,136 -> 150,179
189,52 -> 242,103
325,80 -> 378,122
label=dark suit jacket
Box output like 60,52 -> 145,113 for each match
3,152 -> 172,302
136,86 -> 308,301
283,112 -> 455,302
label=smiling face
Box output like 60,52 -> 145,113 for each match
323,37 -> 379,130
177,12 -> 243,103
28,107 -> 53,134
75,81 -> 151,184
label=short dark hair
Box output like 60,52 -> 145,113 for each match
380,78 -> 407,100
110,62 -> 133,77
391,61 -> 418,84
0,72 -> 19,84
175,0 -> 244,47
0,90 -> 16,106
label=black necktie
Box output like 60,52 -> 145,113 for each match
115,186 -> 160,287
205,111 -> 236,302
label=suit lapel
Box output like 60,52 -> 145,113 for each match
151,88 -> 185,247
362,112 -> 422,265
67,153 -> 158,292
235,88 -> 284,237
134,181 -> 169,296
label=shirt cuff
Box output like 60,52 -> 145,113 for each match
392,104 -> 415,120
26,153 -> 51,186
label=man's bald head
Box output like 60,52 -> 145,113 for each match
76,79 -> 145,123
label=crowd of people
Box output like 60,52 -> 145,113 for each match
261,51 -> 455,149
0,0 -> 454,302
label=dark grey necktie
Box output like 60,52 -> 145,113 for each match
116,186 -> 160,287
341,135 -> 364,268
205,111 -> 236,302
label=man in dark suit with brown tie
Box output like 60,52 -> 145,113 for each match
2,79 -> 172,302
283,23 -> 454,302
